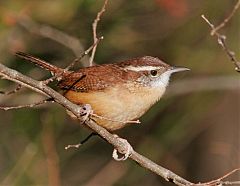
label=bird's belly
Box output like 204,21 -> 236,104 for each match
64,86 -> 165,131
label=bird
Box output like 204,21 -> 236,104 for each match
15,52 -> 189,131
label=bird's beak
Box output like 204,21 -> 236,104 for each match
167,66 -> 190,74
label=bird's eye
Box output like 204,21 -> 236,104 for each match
150,70 -> 158,77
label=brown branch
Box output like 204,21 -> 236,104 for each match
0,84 -> 22,95
201,1 -> 240,72
1,61 -> 240,185
0,98 -> 51,110
211,0 -> 240,35
42,37 -> 103,85
89,0 -> 109,66
65,36 -> 103,71
199,168 -> 240,186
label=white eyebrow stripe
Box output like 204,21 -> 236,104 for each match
124,66 -> 162,71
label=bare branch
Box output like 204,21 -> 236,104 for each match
1,60 -> 239,185
42,37 -> 103,85
65,36 -> 103,71
0,98 -> 52,110
211,0 -> 240,35
65,132 -> 96,150
201,1 -> 240,72
89,0 -> 109,66
0,84 -> 22,95
196,168 -> 240,186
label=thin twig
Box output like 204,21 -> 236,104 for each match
195,168 -> 240,186
42,37 -> 103,85
0,98 -> 52,110
201,1 -> 240,72
65,132 -> 96,150
65,36 -> 103,70
89,0 -> 108,66
211,0 -> 240,35
0,84 -> 22,95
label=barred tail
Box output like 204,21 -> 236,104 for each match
15,52 -> 63,75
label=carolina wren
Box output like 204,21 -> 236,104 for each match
16,52 -> 189,131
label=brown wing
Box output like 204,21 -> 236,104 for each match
57,64 -> 128,92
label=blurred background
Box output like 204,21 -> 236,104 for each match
0,0 -> 239,185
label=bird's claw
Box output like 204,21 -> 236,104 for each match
79,104 -> 93,124
112,135 -> 133,161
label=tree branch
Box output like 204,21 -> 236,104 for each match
1,61 -> 240,185
210,0 -> 240,35
0,84 -> 22,95
201,0 -> 240,72
89,0 -> 108,66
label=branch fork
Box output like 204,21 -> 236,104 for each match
201,0 -> 240,72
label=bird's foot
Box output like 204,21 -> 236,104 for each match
79,104 -> 93,124
112,134 -> 133,161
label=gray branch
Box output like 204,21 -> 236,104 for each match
0,63 -> 239,186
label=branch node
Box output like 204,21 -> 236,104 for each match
201,5 -> 240,73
